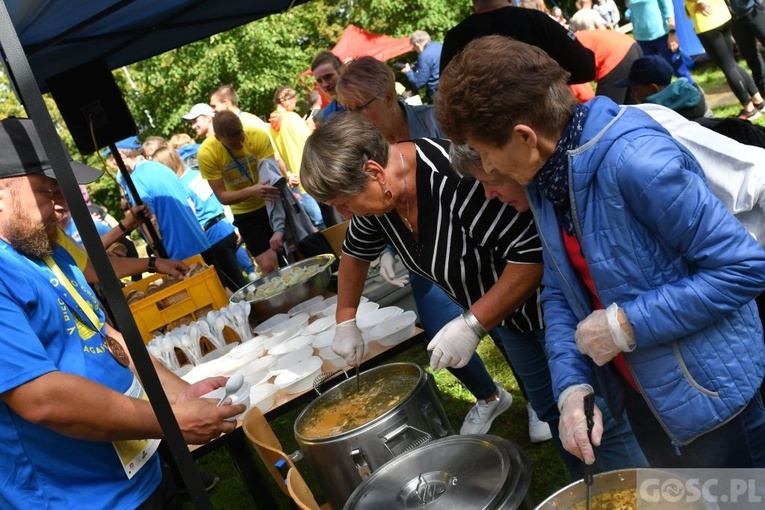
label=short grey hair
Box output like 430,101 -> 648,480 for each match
301,112 -> 390,202
449,143 -> 482,178
410,30 -> 431,46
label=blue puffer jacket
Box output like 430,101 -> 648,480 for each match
527,97 -> 765,445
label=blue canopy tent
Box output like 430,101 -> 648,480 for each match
5,0 -> 312,91
0,1 -> 313,508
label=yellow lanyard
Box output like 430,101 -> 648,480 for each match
43,255 -> 102,333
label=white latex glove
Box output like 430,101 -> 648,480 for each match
426,315 -> 481,371
558,385 -> 602,465
575,303 -> 636,366
332,318 -> 365,366
379,252 -> 409,287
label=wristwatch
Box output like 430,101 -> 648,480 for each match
669,28 -> 677,34
147,255 -> 157,273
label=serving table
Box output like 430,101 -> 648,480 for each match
188,325 -> 426,508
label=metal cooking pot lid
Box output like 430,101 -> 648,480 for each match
344,435 -> 525,509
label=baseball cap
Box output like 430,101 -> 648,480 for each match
182,103 -> 215,120
101,136 -> 141,157
615,56 -> 673,88
0,118 -> 103,184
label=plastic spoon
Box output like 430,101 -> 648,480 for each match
217,373 -> 244,407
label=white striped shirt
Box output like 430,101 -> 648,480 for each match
343,138 -> 544,332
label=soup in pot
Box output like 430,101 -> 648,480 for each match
298,372 -> 418,438
570,487 -> 702,510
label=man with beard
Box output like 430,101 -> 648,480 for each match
0,118 -> 243,508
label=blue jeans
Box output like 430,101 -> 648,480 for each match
493,327 -> 648,480
410,273 -> 497,400
637,35 -> 695,83
236,245 -> 254,274
295,189 -> 326,230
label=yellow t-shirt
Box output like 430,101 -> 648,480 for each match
270,111 -> 312,193
57,228 -> 88,271
240,111 -> 283,161
685,0 -> 731,34
198,127 -> 275,215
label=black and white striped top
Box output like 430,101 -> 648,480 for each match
343,138 -> 544,332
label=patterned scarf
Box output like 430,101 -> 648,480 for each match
534,103 -> 589,236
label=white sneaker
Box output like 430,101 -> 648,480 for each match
460,382 -> 513,435
247,272 -> 259,282
527,403 -> 552,443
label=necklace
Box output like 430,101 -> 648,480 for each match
397,146 -> 414,233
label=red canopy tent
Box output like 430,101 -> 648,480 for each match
332,24 -> 412,62
301,24 -> 413,106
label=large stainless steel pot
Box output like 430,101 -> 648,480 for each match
294,362 -> 452,510
535,469 -> 718,510
344,434 -> 534,510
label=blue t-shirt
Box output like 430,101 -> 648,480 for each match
179,168 -> 235,246
0,241 -> 160,508
129,159 -> 210,259
63,216 -> 112,245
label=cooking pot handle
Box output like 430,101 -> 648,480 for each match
382,423 -> 432,457
350,448 -> 372,479
421,401 -> 450,437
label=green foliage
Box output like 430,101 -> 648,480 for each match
121,0 -> 473,141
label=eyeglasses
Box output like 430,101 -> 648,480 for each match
349,97 -> 377,114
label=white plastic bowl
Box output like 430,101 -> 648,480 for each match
239,367 -> 270,388
303,316 -> 335,336
270,345 -> 314,375
317,295 -> 367,318
306,294 -> 338,317
244,354 -> 277,374
368,310 -> 417,346
253,313 -> 291,336
358,306 -> 404,340
226,337 -> 267,362
249,383 -> 278,413
268,334 -> 314,357
312,326 -> 336,349
273,356 -> 323,394
198,341 -> 240,364
288,295 -> 325,317
355,301 -> 380,320
268,313 -> 309,343
319,346 -> 346,368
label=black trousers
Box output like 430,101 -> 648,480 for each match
731,4 -> 765,97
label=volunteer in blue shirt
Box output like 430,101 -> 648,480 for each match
0,118 -> 242,508
151,144 -> 249,291
114,138 -> 210,261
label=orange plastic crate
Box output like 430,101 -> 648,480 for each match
122,256 -> 230,342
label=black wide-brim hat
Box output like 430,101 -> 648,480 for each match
0,118 -> 103,184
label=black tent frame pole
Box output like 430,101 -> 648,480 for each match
0,2 -> 210,508
109,146 -> 168,259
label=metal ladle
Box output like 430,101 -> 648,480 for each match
583,392 -> 596,510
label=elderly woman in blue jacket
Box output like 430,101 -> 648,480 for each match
436,35 -> 765,468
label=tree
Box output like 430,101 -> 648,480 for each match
123,0 -> 473,139
3,0 -> 474,215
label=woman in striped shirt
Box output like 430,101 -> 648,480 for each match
300,112 -> 646,479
